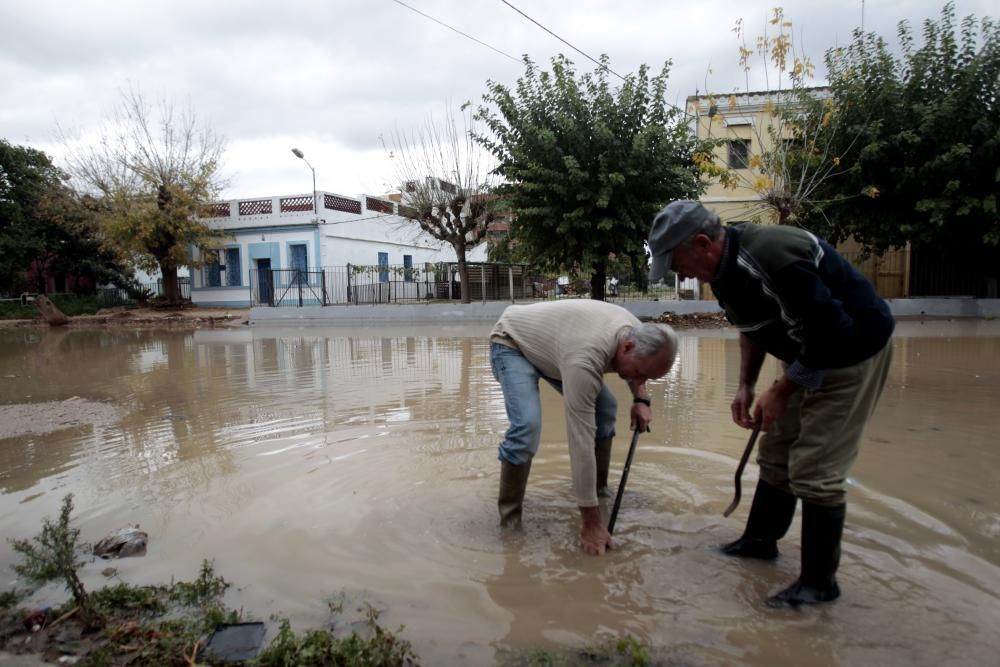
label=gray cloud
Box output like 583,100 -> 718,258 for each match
2,0 -> 992,198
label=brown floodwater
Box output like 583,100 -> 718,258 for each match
1,321 -> 998,665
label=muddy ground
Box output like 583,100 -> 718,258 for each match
650,311 -> 729,328
0,399 -> 123,441
0,306 -> 249,330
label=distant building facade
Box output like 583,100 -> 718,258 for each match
191,189 -> 467,307
686,88 -> 828,225
684,88 -> 913,299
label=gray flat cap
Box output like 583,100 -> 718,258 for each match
648,200 -> 711,282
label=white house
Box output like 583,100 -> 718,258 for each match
191,190 -> 470,307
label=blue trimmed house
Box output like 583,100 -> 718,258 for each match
191,190 -> 476,307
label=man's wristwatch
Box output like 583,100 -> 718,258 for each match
633,397 -> 651,407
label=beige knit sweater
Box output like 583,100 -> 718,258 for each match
490,300 -> 639,507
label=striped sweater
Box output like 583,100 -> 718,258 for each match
713,223 -> 895,388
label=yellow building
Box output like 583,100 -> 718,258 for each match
686,88 -> 829,224
685,88 -> 910,298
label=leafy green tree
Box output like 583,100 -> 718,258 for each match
806,2 -> 1000,250
62,88 -> 227,304
0,140 -> 64,294
475,55 -> 705,299
30,191 -> 135,294
0,140 -> 129,295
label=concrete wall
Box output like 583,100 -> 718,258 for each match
886,298 -> 1000,318
246,298 -> 1000,325
248,299 -> 724,326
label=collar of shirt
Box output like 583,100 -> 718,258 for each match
712,228 -> 734,285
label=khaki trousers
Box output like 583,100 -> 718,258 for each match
758,341 -> 894,506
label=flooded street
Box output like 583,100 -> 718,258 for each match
1,321 -> 998,665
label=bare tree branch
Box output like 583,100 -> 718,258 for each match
59,86 -> 228,304
387,104 -> 501,303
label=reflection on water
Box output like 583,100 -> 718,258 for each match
1,321 -> 998,665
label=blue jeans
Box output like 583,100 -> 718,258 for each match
490,342 -> 617,466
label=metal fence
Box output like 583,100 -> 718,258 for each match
909,245 -> 1000,298
525,273 -> 681,302
248,262 -> 683,307
94,278 -> 192,306
249,263 -> 538,306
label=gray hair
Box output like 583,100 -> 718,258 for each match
620,322 -> 679,360
677,209 -> 724,249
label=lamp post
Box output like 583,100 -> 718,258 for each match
291,148 -> 317,222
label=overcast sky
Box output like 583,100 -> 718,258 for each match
1,0 -> 990,200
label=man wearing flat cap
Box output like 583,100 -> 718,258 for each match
648,201 -> 894,607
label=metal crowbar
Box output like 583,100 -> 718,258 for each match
607,427 -> 641,535
723,423 -> 762,518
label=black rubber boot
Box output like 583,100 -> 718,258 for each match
721,479 -> 797,560
767,501 -> 846,608
498,460 -> 532,528
595,437 -> 613,499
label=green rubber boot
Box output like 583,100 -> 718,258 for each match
498,460 -> 532,528
595,437 -> 613,499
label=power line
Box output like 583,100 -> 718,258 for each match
389,0 -> 690,118
499,0 -> 627,81
499,0 -> 691,117
389,0 -> 522,64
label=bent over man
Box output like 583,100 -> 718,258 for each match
489,300 -> 678,555
649,200 -> 894,607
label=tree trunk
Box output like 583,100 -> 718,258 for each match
590,261 -> 606,301
35,294 -> 70,326
630,254 -> 648,293
456,239 -> 471,304
161,263 -> 180,305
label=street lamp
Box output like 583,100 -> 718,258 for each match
291,148 -> 317,221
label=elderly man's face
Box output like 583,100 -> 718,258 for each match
671,234 -> 719,282
614,341 -> 674,388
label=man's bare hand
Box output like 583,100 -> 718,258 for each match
753,377 -> 797,431
731,384 -> 756,428
579,506 -> 612,555
630,403 -> 652,432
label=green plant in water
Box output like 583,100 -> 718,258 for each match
85,562 -> 238,665
90,582 -> 167,618
501,634 -> 654,667
8,494 -> 99,625
253,605 -> 418,667
169,558 -> 231,606
609,635 -> 651,667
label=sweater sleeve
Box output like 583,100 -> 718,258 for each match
561,360 -> 603,507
